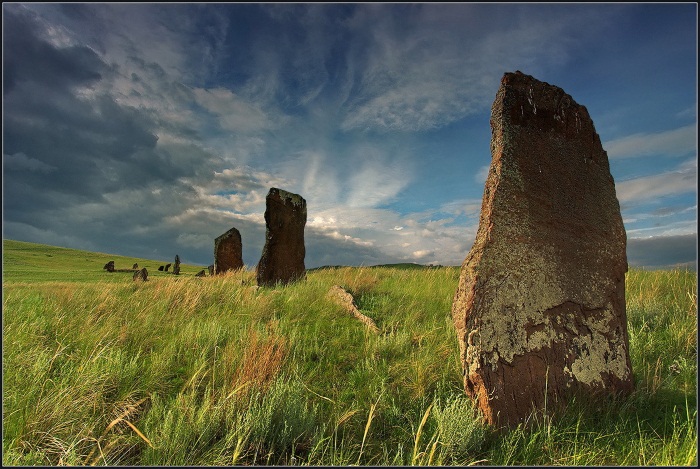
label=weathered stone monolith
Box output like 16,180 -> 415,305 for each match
214,227 -> 244,274
103,261 -> 115,272
164,263 -> 171,272
451,71 -> 633,428
132,263 -> 139,269
208,264 -> 214,276
256,188 -> 307,287
158,265 -> 164,271
133,267 -> 148,281
195,269 -> 206,277
173,255 -> 180,275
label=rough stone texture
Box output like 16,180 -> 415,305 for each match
165,263 -> 171,272
256,188 -> 307,287
208,264 -> 215,276
328,285 -> 380,334
103,261 -> 115,272
214,227 -> 244,274
173,255 -> 180,275
451,71 -> 633,428
133,267 -> 148,281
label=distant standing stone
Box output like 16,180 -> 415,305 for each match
214,227 -> 244,274
208,264 -> 214,276
173,255 -> 180,275
451,71 -> 633,428
103,261 -> 115,272
132,263 -> 139,269
158,265 -> 164,271
195,269 -> 206,277
133,267 -> 148,281
256,188 -> 307,287
164,263 -> 171,272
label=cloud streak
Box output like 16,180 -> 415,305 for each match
605,124 -> 696,159
616,159 -> 697,204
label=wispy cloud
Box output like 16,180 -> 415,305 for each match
616,158 -> 697,204
605,124 -> 696,159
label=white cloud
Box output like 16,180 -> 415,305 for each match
339,5 -> 598,132
604,124 -> 697,159
193,87 -> 273,133
616,158 -> 697,204
474,164 -> 490,185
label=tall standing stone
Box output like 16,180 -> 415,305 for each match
214,227 -> 244,274
173,255 -> 180,275
451,71 -> 633,428
256,188 -> 307,287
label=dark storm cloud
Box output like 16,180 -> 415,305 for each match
627,234 -> 698,270
3,6 -> 104,93
2,6 -> 225,220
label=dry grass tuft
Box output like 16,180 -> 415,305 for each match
228,328 -> 288,402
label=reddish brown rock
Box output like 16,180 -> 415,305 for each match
214,227 -> 244,274
256,188 -> 307,287
451,71 -> 633,428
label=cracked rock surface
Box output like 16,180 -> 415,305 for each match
451,71 -> 633,428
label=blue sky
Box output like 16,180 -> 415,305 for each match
2,3 -> 697,269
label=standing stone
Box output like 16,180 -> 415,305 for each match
256,188 -> 307,287
133,267 -> 148,281
208,264 -> 214,276
158,265 -> 164,271
451,71 -> 633,428
164,263 -> 171,272
103,261 -> 115,272
214,227 -> 244,274
132,263 -> 139,269
173,255 -> 180,275
195,269 -> 206,277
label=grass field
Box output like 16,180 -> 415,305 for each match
2,238 -> 697,466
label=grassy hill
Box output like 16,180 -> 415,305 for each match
2,239 -> 208,283
2,239 -> 697,466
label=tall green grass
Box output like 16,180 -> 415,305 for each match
2,239 -> 697,465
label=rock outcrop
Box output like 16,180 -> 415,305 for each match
103,261 -> 115,272
328,285 -> 380,334
214,227 -> 244,274
256,188 -> 307,287
451,71 -> 633,428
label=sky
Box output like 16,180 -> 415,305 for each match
2,3 -> 698,270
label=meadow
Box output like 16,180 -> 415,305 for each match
2,238 -> 697,466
